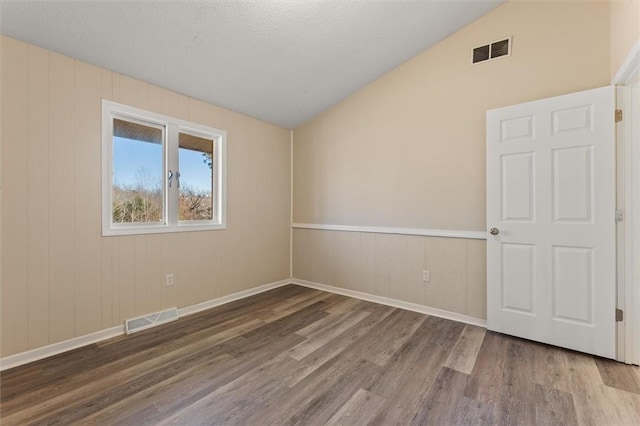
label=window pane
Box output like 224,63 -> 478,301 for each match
112,118 -> 164,223
178,132 -> 214,221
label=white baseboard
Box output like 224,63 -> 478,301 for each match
1,277 -> 484,371
177,279 -> 291,317
0,325 -> 125,372
0,278 -> 292,372
291,278 -> 487,328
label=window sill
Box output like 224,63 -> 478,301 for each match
102,222 -> 227,237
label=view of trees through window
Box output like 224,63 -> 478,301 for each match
178,133 -> 214,222
112,119 -> 215,224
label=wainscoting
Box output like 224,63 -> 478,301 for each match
292,227 -> 487,321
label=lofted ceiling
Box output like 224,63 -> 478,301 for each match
0,0 -> 503,128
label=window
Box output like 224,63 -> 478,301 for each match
102,100 -> 226,236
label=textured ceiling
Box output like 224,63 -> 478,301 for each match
0,0 -> 503,128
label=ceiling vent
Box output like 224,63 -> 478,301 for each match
472,37 -> 511,64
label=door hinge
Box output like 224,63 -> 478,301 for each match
616,209 -> 624,222
615,109 -> 623,123
616,308 -> 624,322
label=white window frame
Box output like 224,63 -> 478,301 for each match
102,100 -> 227,236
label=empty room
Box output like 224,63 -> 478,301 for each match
1,0 -> 640,424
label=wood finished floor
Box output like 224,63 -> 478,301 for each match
1,285 -> 640,426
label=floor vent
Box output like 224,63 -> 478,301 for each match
125,307 -> 179,334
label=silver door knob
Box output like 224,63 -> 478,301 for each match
489,227 -> 499,235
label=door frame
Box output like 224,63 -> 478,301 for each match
613,41 -> 640,365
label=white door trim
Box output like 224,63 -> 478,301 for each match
612,41 -> 640,86
614,41 -> 640,365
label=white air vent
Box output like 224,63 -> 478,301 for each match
125,307 -> 179,334
472,37 -> 511,64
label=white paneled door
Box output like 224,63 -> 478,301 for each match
486,86 -> 616,359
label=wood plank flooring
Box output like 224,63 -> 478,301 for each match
1,284 -> 640,425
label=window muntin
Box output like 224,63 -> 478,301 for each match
102,100 -> 226,236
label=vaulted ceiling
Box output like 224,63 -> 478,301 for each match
0,0 -> 503,128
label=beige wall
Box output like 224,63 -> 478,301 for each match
293,229 -> 486,319
292,1 -> 611,320
1,36 -> 291,357
611,0 -> 640,79
293,1 -> 611,231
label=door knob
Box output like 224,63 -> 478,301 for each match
489,227 -> 499,235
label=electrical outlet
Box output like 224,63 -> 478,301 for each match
166,274 -> 175,286
422,270 -> 430,282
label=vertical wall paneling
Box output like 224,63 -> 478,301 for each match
357,233 -> 375,295
202,103 -> 223,130
110,237 -> 121,326
160,234 -> 178,311
372,234 -> 392,298
466,239 -> 487,319
101,238 -> 113,329
26,45 -> 50,349
444,238 -> 468,314
161,89 -> 178,117
403,235 -> 427,305
74,61 -> 103,337
118,75 -> 136,106
118,238 -> 136,323
177,94 -> 189,121
187,98 -> 203,124
292,229 -> 311,281
292,228 -> 488,320
217,110 -> 239,296
310,230 -> 334,286
388,235 -> 408,301
135,79 -> 149,110
333,231 -> 361,289
145,234 -> 162,314
1,38 -> 29,356
188,232 -> 203,307
424,237 -> 448,311
111,73 -> 121,104
100,69 -> 113,329
1,36 -> 291,357
176,233 -> 191,307
48,51 -> 77,344
210,232 -> 221,301
134,236 -> 148,316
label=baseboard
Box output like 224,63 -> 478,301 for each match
291,278 -> 487,328
0,325 -> 125,372
177,279 -> 291,317
1,277 -> 484,371
0,278 -> 292,372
